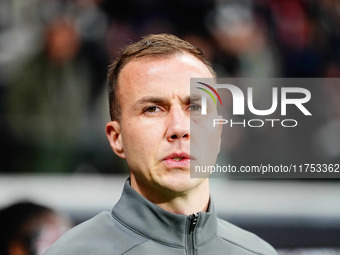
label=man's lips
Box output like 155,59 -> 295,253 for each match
163,152 -> 192,160
162,153 -> 192,168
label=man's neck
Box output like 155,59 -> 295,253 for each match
130,177 -> 210,215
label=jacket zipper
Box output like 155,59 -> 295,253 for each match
187,213 -> 198,255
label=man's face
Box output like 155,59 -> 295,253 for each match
106,53 -> 220,196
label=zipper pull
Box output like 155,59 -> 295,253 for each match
189,213 -> 198,234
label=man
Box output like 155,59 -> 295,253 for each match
44,34 -> 277,254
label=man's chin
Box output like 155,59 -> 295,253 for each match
157,173 -> 206,194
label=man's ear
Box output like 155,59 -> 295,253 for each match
106,121 -> 125,159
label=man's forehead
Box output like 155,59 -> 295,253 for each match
115,53 -> 213,109
119,53 -> 211,81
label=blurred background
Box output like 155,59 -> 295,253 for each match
0,0 -> 340,254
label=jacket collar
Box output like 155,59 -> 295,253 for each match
112,178 -> 217,247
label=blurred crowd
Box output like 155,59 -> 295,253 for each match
0,0 -> 340,173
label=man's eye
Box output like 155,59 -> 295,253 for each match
189,104 -> 201,112
144,106 -> 160,113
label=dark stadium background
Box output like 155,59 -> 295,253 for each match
0,0 -> 340,254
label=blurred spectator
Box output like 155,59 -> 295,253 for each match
206,0 -> 280,77
5,7 -> 114,173
7,17 -> 90,173
0,201 -> 71,255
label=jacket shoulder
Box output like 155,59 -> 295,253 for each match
216,218 -> 277,255
43,211 -> 148,255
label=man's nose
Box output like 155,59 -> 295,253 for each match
166,106 -> 190,142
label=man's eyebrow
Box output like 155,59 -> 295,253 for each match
134,97 -> 170,107
177,95 -> 201,105
134,95 -> 201,108
186,95 -> 201,104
